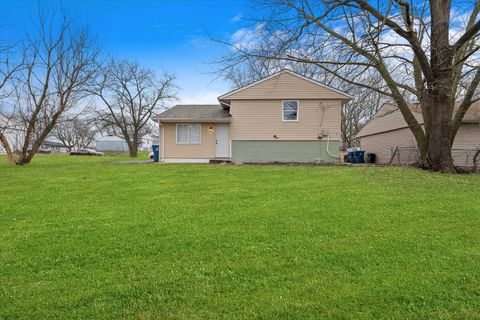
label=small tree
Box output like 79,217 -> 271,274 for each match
1,8 -> 100,165
94,59 -> 176,157
52,117 -> 98,151
0,31 -> 23,165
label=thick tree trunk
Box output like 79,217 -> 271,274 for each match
0,133 -> 17,165
423,0 -> 456,172
424,98 -> 455,172
17,146 -> 38,165
129,136 -> 138,158
129,144 -> 138,157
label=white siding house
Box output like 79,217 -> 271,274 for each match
140,133 -> 159,151
96,135 -> 129,152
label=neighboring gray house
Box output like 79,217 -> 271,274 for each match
40,139 -> 69,153
96,135 -> 129,152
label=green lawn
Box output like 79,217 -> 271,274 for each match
1,154 -> 479,319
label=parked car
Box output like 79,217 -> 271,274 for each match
70,148 -> 104,156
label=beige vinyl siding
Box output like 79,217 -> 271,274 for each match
356,108 -> 423,138
452,124 -> 480,149
359,128 -> 417,164
452,124 -> 480,167
161,122 -> 216,159
230,99 -> 342,141
359,124 -> 480,165
225,72 -> 349,100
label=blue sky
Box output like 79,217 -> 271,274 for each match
0,0 -> 253,103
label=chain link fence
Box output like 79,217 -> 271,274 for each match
389,146 -> 480,170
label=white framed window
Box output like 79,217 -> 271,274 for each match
176,123 -> 201,144
282,100 -> 299,121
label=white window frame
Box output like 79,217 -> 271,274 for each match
282,100 -> 300,122
176,123 -> 201,144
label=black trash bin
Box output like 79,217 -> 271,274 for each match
366,153 -> 376,164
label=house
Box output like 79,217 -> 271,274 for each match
40,139 -> 69,153
0,113 -> 24,155
153,70 -> 353,163
96,135 -> 129,152
140,133 -> 159,151
356,102 -> 480,166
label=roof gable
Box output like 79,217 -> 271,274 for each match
356,107 -> 421,138
218,70 -> 353,101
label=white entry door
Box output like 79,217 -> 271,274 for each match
215,124 -> 230,158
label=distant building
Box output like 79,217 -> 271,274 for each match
140,133 -> 159,151
96,135 -> 129,152
40,140 -> 69,153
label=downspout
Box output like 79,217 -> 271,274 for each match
326,135 -> 341,160
161,123 -> 165,162
318,102 -> 340,161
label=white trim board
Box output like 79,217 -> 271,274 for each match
162,158 -> 210,163
282,100 -> 300,122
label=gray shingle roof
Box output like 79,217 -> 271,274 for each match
154,104 -> 230,121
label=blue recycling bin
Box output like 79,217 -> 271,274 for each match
347,150 -> 365,164
354,150 -> 365,163
152,144 -> 159,162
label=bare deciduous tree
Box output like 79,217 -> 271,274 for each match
219,0 -> 480,172
0,32 -> 24,165
93,59 -> 176,157
1,9 -> 100,165
52,117 -> 98,151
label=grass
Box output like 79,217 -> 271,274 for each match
0,154 -> 479,319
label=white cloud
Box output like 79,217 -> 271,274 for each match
179,91 -> 222,104
231,14 -> 242,23
230,23 -> 265,50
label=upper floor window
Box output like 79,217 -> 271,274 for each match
176,124 -> 201,144
282,100 -> 299,121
